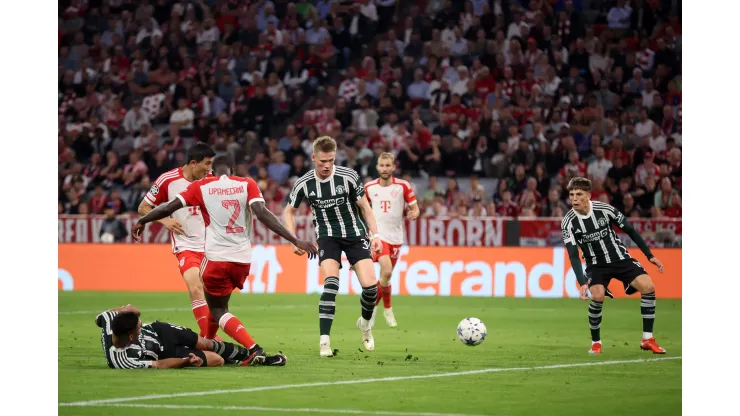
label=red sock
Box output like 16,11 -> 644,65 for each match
205,311 -> 219,339
375,281 -> 383,306
381,284 -> 392,308
219,313 -> 256,349
191,299 -> 211,338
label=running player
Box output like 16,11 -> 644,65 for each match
96,304 -> 286,369
561,177 -> 666,355
133,155 -> 317,364
138,143 -> 218,340
283,136 -> 384,357
364,152 -> 419,328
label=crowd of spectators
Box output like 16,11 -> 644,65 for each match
59,0 -> 682,220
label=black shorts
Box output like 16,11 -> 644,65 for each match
150,321 -> 208,367
586,258 -> 647,289
318,236 -> 372,268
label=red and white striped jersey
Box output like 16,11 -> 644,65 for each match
144,167 -> 206,254
176,175 -> 264,263
365,177 -> 417,245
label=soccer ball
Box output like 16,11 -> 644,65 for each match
457,317 -> 487,346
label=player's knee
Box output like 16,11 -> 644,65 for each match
210,308 -> 228,323
592,294 -> 606,302
379,270 -> 392,284
188,285 -> 205,300
642,281 -> 656,294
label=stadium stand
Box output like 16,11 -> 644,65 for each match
58,0 -> 681,220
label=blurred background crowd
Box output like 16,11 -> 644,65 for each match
59,0 -> 682,220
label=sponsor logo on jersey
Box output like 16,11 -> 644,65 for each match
313,197 -> 345,209
577,228 -> 609,244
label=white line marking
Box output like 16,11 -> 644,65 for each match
67,403 -> 488,416
58,304 -> 303,315
59,356 -> 681,407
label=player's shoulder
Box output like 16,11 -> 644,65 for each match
591,201 -> 616,213
561,209 -> 577,228
294,171 -> 314,186
392,177 -> 413,190
334,165 -> 360,181
364,178 -> 381,189
153,167 -> 184,186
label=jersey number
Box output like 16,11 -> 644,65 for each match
222,199 -> 245,234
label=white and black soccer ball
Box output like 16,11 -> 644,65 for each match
100,233 -> 115,244
457,317 -> 487,346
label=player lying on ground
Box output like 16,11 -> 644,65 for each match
283,136 -> 383,357
96,304 -> 287,369
133,155 -> 317,364
138,143 -> 220,340
561,177 -> 666,355
365,152 -> 419,328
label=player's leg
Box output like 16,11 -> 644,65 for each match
377,253 -> 397,327
347,238 -> 378,351
317,237 -> 342,357
585,269 -> 608,354
180,251 -> 219,339
197,336 -> 269,365
621,263 -> 666,354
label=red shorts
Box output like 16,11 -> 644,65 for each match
199,259 -> 251,297
372,241 -> 402,266
175,250 -> 205,275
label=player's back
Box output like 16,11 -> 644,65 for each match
183,175 -> 264,263
146,167 -> 206,253
365,177 -> 416,245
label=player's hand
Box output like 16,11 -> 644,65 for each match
372,237 -> 382,253
185,353 -> 203,367
649,257 -> 664,273
122,304 -> 141,317
291,243 -> 305,256
579,285 -> 590,300
294,240 -> 318,259
131,222 -> 145,242
160,218 -> 184,235
406,209 -> 419,220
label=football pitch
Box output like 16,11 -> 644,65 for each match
58,292 -> 682,416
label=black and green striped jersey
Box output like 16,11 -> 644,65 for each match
288,166 -> 368,239
561,201 -> 632,266
95,310 -> 163,369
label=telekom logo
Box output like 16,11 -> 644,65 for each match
380,200 -> 391,213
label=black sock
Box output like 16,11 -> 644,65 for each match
360,284 -> 377,321
588,300 -> 603,342
319,277 -> 339,336
641,292 -> 656,333
211,340 -> 250,363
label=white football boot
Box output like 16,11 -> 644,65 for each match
356,317 -> 375,351
319,335 -> 334,357
383,307 -> 398,328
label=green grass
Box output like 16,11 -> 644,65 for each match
59,292 -> 681,416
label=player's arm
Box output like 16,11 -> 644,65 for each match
608,205 -> 664,272
561,218 -> 589,300
151,355 -> 203,369
355,195 -> 382,252
403,183 -> 420,220
133,182 -> 201,240
136,198 -> 185,226
138,200 -> 184,235
406,201 -> 420,219
284,180 -> 306,253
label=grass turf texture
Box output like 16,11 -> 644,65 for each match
59,292 -> 681,416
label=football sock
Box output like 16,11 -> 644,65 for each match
641,292 -> 656,335
211,340 -> 250,363
219,313 -> 256,350
361,284 -> 378,321
319,277 -> 339,336
205,311 -> 219,339
588,300 -> 603,342
380,283 -> 392,308
191,299 -> 211,338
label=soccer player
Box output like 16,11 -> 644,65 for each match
132,155 -> 317,364
283,136 -> 384,357
561,177 -> 666,355
364,152 -> 420,328
137,143 -> 218,340
96,304 -> 286,369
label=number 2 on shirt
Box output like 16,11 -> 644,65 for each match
222,199 -> 244,234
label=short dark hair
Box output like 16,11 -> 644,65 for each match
186,142 -> 216,164
212,155 -> 235,176
111,312 -> 139,337
567,177 -> 592,192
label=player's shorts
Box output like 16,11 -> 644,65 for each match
149,321 -> 208,367
318,236 -> 372,268
200,259 -> 251,297
372,241 -> 402,266
175,250 -> 205,275
586,258 -> 648,289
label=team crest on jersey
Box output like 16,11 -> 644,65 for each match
149,184 -> 159,196
391,188 -> 400,198
335,185 -> 345,195
598,217 -> 608,226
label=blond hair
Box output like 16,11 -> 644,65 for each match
313,136 -> 337,154
377,152 -> 395,163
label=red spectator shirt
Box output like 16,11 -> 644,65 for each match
497,201 -> 519,217
441,104 -> 467,125
475,77 -> 496,99
560,161 -> 587,178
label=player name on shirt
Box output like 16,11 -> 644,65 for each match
208,186 -> 245,196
